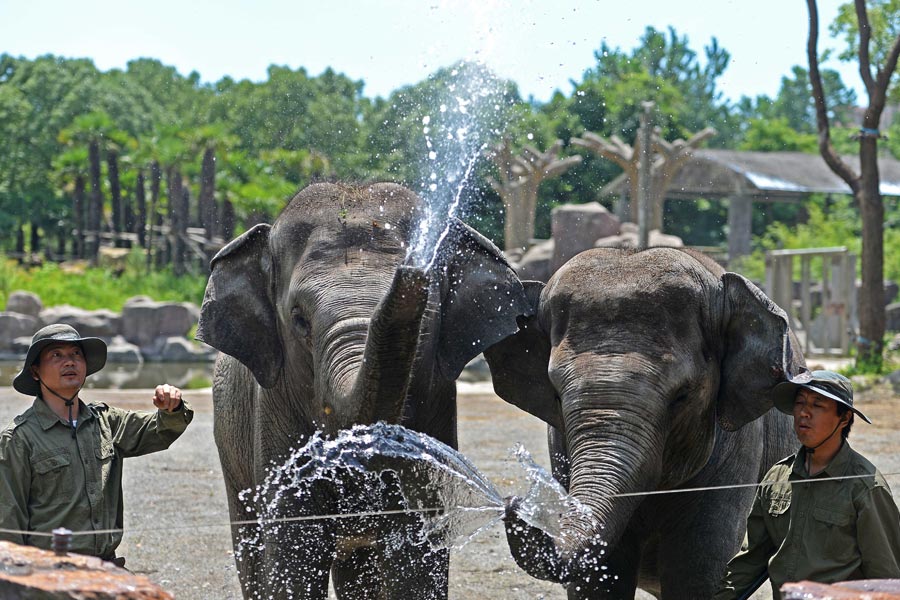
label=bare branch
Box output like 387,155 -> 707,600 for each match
807,0 -> 859,190
855,0 -> 876,96
874,30 -> 900,103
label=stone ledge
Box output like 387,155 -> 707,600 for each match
782,579 -> 900,599
0,541 -> 172,599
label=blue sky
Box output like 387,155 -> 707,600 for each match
1,0 -> 860,103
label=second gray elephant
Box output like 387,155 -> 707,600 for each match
485,247 -> 805,599
196,182 -> 531,599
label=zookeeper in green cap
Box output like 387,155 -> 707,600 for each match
0,323 -> 193,566
716,370 -> 900,599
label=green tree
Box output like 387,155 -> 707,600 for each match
807,0 -> 900,368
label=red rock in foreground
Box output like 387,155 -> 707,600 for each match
782,579 -> 900,599
0,541 -> 172,599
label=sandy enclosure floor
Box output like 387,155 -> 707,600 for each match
0,380 -> 897,599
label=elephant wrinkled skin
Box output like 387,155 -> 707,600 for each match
196,182 -> 531,599
485,247 -> 806,599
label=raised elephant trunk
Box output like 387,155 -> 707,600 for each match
353,265 -> 430,425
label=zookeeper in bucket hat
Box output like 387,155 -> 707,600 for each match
0,323 -> 193,565
716,370 -> 900,599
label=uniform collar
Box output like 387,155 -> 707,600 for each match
792,440 -> 853,478
31,395 -> 91,431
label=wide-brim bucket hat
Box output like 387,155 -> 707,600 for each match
12,324 -> 107,396
772,369 -> 871,424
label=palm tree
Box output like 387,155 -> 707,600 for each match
59,111 -> 115,264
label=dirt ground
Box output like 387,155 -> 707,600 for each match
1,377 -> 898,599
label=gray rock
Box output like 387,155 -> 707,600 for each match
886,370 -> 900,394
106,335 -> 143,364
515,239 -> 554,283
551,202 -> 620,271
595,222 -> 685,250
459,353 -> 491,383
0,312 -> 39,349
121,297 -> 198,348
152,336 -> 216,362
5,291 -> 42,317
886,302 -> 900,333
39,306 -> 121,338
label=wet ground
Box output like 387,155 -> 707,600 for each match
0,376 -> 897,599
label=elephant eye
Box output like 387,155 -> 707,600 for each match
291,308 -> 312,339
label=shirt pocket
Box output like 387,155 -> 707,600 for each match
31,449 -> 74,500
95,431 -> 115,488
812,506 -> 856,563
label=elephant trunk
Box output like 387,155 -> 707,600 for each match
352,265 -> 430,424
505,395 -> 665,584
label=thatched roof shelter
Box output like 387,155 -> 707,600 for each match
600,149 -> 900,260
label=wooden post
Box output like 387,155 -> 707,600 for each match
637,102 -> 653,249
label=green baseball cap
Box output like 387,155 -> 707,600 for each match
12,324 -> 107,397
772,369 -> 871,424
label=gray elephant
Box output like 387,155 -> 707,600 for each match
196,182 -> 531,599
484,247 -> 805,599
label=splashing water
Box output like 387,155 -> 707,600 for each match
237,422 -> 589,558
405,61 -> 515,271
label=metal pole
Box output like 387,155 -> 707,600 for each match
637,101 -> 654,249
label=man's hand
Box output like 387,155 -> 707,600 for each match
153,383 -> 183,413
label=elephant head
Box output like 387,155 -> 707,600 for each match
197,182 -> 530,436
484,247 -> 805,587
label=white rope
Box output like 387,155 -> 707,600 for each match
2,471 -> 895,540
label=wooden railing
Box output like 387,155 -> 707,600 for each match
765,247 -> 856,357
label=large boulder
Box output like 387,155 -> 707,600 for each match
551,202 -> 620,271
595,222 -> 685,249
0,312 -> 39,358
515,239 -> 555,283
5,290 -> 42,318
121,296 -> 199,348
38,305 -> 121,338
106,335 -> 144,364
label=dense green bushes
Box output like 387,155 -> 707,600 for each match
0,250 -> 207,311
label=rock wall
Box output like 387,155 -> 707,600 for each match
0,291 -> 214,363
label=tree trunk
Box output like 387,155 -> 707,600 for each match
199,146 -> 216,241
135,171 -> 146,248
221,199 -> 235,241
15,224 -> 24,255
107,149 -> 124,248
73,175 -> 85,258
88,140 -> 102,263
29,220 -> 40,256
857,137 -> 885,364
167,168 -> 186,276
146,161 -> 162,272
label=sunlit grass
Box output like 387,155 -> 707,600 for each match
0,250 -> 208,311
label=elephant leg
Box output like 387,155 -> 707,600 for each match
548,425 -> 570,490
331,544 -> 381,600
567,529 -> 641,600
261,520 -> 335,599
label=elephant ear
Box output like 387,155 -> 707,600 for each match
196,224 -> 283,388
717,272 -> 806,431
482,282 -> 562,431
432,219 -> 533,381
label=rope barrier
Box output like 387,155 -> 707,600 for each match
3,471 -> 899,541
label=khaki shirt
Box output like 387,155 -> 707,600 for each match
0,395 -> 193,559
717,442 -> 900,600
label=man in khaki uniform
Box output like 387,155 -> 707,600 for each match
0,324 -> 193,564
716,370 -> 900,599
